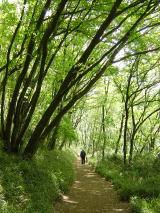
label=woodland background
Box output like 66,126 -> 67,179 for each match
0,0 -> 160,212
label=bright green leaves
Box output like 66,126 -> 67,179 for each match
59,115 -> 78,142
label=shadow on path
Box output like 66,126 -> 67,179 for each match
55,160 -> 131,213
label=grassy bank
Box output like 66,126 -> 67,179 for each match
90,154 -> 160,213
0,148 -> 75,213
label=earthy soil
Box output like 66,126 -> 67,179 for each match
55,160 -> 131,213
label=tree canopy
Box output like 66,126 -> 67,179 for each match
0,0 -> 160,160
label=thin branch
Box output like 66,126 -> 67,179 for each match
113,47 -> 160,63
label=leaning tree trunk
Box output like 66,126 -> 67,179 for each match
47,123 -> 60,150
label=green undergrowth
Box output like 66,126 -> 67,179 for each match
89,153 -> 160,213
0,147 -> 75,213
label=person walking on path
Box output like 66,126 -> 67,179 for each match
80,150 -> 86,164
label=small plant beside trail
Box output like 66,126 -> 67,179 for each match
90,153 -> 160,213
0,147 -> 75,213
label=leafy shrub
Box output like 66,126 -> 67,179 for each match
0,148 -> 75,213
90,153 -> 160,213
130,196 -> 160,213
130,197 -> 153,213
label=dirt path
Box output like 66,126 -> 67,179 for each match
55,160 -> 131,213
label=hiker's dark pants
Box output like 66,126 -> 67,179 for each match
81,157 -> 85,164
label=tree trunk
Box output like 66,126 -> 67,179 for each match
92,139 -> 95,157
47,123 -> 60,150
59,138 -> 66,151
150,137 -> 155,150
115,113 -> 124,154
129,132 -> 136,163
102,105 -> 106,161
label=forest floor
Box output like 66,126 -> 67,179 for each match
55,159 -> 131,213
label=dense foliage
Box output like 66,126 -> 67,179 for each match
0,147 -> 75,213
90,154 -> 160,213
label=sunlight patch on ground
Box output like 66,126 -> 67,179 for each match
75,181 -> 80,183
103,186 -> 113,190
112,208 -> 125,212
73,186 -> 85,190
62,195 -> 78,204
84,172 -> 96,177
62,195 -> 69,200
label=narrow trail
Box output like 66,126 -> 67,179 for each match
55,160 -> 131,213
